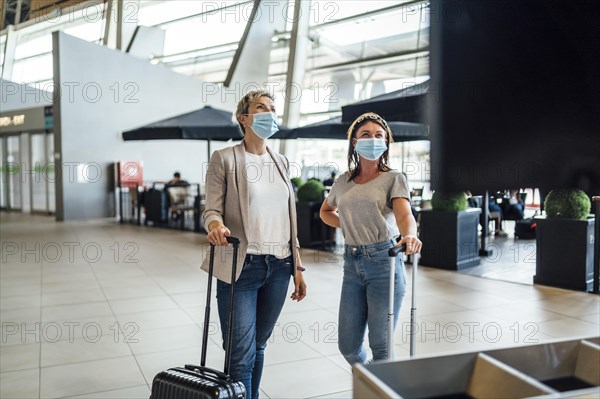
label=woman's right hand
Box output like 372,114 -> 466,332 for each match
207,221 -> 231,246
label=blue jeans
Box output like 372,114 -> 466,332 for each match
216,254 -> 293,399
338,240 -> 407,364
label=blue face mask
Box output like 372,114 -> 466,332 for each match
248,112 -> 279,140
355,138 -> 387,161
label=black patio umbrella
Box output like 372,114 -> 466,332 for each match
341,80 -> 429,123
290,116 -> 429,142
122,105 -> 292,159
122,105 -> 243,141
122,105 -> 292,141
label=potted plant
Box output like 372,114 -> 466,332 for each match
534,189 -> 594,291
296,180 -> 334,249
290,177 -> 303,190
419,191 -> 482,270
290,177 -> 303,202
297,179 -> 324,203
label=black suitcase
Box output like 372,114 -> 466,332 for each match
515,218 -> 537,239
150,237 -> 246,399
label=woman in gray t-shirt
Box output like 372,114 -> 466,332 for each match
320,112 -> 422,364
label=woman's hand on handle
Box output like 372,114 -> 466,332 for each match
399,235 -> 422,255
207,221 -> 231,246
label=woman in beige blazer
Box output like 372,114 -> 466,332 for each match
202,89 -> 307,399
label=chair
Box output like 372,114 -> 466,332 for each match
167,186 -> 195,230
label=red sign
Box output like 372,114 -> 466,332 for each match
118,161 -> 143,188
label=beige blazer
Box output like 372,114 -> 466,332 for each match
201,142 -> 300,283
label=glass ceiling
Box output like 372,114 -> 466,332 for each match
314,4 -> 428,47
138,1 -> 250,56
1,0 -> 430,117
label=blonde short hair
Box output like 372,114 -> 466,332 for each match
235,90 -> 275,135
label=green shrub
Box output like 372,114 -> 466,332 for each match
290,177 -> 303,189
431,191 -> 468,212
297,180 -> 325,203
545,189 -> 591,220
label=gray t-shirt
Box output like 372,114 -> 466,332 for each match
327,170 -> 411,246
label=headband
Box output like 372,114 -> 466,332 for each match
347,112 -> 391,139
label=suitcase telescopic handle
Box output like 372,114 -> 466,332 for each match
224,237 -> 240,375
201,236 -> 240,373
388,236 -> 407,257
387,236 -> 420,358
388,244 -> 407,257
225,236 -> 240,245
387,237 -> 408,360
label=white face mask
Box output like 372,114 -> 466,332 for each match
355,138 -> 387,160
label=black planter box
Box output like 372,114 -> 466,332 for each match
534,217 -> 595,291
419,209 -> 481,270
296,202 -> 336,250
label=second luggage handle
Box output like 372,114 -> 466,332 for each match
201,236 -> 241,376
387,238 -> 419,358
386,240 -> 405,360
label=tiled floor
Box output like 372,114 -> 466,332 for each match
458,220 -> 538,286
1,212 -> 599,399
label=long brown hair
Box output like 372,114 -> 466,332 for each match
346,112 -> 394,182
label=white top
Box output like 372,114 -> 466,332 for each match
245,151 -> 292,258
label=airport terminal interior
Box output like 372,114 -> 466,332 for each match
1,1 -> 599,398
1,212 -> 599,398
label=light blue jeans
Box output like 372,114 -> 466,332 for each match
216,254 -> 293,399
339,240 -> 407,364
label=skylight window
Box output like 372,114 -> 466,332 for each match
316,6 -> 429,47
